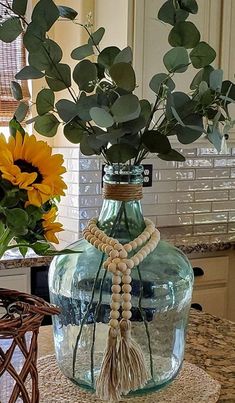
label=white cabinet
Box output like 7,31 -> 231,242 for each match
190,256 -> 229,318
0,268 -> 31,293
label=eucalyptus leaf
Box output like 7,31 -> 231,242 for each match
15,102 -> 29,122
209,69 -> 223,92
149,73 -> 175,94
64,121 -> 85,143
111,94 -> 141,123
98,46 -> 120,68
12,0 -> 28,15
56,99 -> 79,122
97,128 -> 125,143
58,5 -> 78,20
190,66 -> 214,89
71,44 -> 94,60
109,62 -> 136,92
179,0 -> 198,14
190,42 -> 216,69
143,131 -> 171,154
114,47 -> 133,64
36,88 -> 55,115
23,22 -> 46,52
158,149 -> 186,162
90,107 -> 114,128
175,114 -> 203,143
169,21 -> 200,49
32,0 -> 59,31
0,18 -> 23,43
46,63 -> 71,91
34,113 -> 60,137
171,107 -> 185,126
221,81 -> 235,103
11,81 -> 23,101
28,39 -> 63,71
207,126 -> 222,152
76,94 -> 98,121
15,66 -> 44,80
122,116 -> 146,134
106,144 -> 137,163
80,135 -> 103,156
163,47 -> 189,73
88,27 -> 105,46
158,0 -> 175,26
140,99 -> 152,122
73,60 -> 97,93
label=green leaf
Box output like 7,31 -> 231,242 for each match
201,89 -> 214,106
90,107 -> 114,128
175,114 -> 203,143
179,0 -> 198,14
57,5 -> 78,20
97,46 -> 120,68
23,22 -> 46,52
163,47 -> 189,73
31,242 -> 50,256
149,73 -> 175,94
0,18 -> 23,42
221,81 -> 235,103
11,81 -> 23,101
140,99 -> 152,122
73,60 -> 97,93
114,47 -> 133,64
15,66 -> 44,80
190,66 -> 214,89
88,27 -> 105,46
12,0 -> 28,15
169,21 -> 200,49
106,144 -> 137,163
143,131 -> 171,153
207,126 -> 222,152
209,69 -> 223,92
15,102 -> 29,122
158,149 -> 186,162
190,42 -> 216,69
28,39 -> 63,71
32,0 -> 59,31
34,113 -> 60,137
71,44 -> 94,60
158,0 -> 175,25
111,94 -> 141,123
64,121 -> 85,143
80,134 -> 103,156
96,128 -> 125,143
5,208 -> 28,229
9,117 -> 25,137
109,62 -> 136,92
171,107 -> 185,126
36,89 -> 55,115
76,94 -> 98,121
46,64 -> 71,91
55,99 -> 78,122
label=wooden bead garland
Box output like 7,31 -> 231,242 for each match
83,217 -> 160,402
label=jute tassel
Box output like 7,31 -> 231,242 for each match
118,319 -> 149,395
96,327 -> 121,402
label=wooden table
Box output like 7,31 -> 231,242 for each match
38,310 -> 235,402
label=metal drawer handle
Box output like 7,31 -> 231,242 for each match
191,303 -> 203,311
193,267 -> 204,277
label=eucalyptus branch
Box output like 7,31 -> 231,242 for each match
74,21 -> 101,54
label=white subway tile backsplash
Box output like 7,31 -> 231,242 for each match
177,180 -> 212,191
193,224 -> 227,235
79,208 -> 100,219
229,190 -> 235,200
157,214 -> 193,227
194,212 -> 228,224
79,183 -> 101,195
197,148 -> 219,156
67,159 -> 79,171
158,169 -> 195,181
196,168 -> 230,179
151,181 -> 177,192
61,217 -> 79,232
213,179 -> 235,189
143,203 -> 176,216
80,195 -> 103,207
214,158 -> 235,167
177,202 -> 211,214
195,190 -> 229,202
212,201 -> 235,212
67,184 -> 79,195
158,192 -> 194,203
80,171 -> 101,183
80,158 -> 100,171
60,195 -> 79,208
178,158 -> 213,168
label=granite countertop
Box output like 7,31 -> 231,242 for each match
0,251 -> 52,270
37,310 -> 235,403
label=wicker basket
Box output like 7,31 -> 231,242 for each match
0,288 -> 59,403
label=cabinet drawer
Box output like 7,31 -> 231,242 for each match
0,274 -> 29,293
192,287 -> 227,317
190,256 -> 229,285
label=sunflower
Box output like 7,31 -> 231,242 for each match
0,132 -> 67,207
42,207 -> 63,244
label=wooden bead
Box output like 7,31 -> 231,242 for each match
111,302 -> 120,310
140,249 -> 147,258
112,285 -> 121,293
109,319 -> 119,328
114,243 -> 122,251
112,293 -> 121,302
122,302 -> 132,311
90,236 -> 97,244
109,239 -> 117,246
132,256 -> 140,266
125,259 -> 134,269
108,263 -> 117,273
122,311 -> 132,320
112,275 -> 121,285
136,237 -> 143,247
90,227 -> 97,234
122,284 -> 132,293
125,269 -> 131,276
122,275 -> 132,284
113,258 -> 121,264
122,293 -> 131,302
101,235 -> 108,242
140,234 -> 147,243
143,245 -> 151,255
118,262 -> 127,272
94,229 -> 101,237
110,310 -> 120,319
109,250 -> 119,259
118,250 -> 126,259
94,239 -> 101,248
130,240 -> 138,250
86,234 -> 93,242
105,245 -> 112,254
124,244 -> 132,253
136,253 -> 143,263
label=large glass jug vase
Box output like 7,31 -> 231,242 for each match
49,164 -> 194,398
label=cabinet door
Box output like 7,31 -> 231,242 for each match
192,287 -> 227,317
133,0 -> 222,100
0,274 -> 29,293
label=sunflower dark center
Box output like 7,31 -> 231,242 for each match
15,159 -> 43,183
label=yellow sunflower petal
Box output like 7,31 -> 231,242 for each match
27,189 -> 42,207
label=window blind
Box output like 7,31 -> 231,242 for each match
0,0 -> 30,127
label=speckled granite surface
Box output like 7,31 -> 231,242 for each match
0,251 -> 52,270
37,310 -> 235,402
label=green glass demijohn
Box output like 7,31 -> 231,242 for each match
48,164 -> 194,400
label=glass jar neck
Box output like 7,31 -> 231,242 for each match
98,165 -> 145,242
